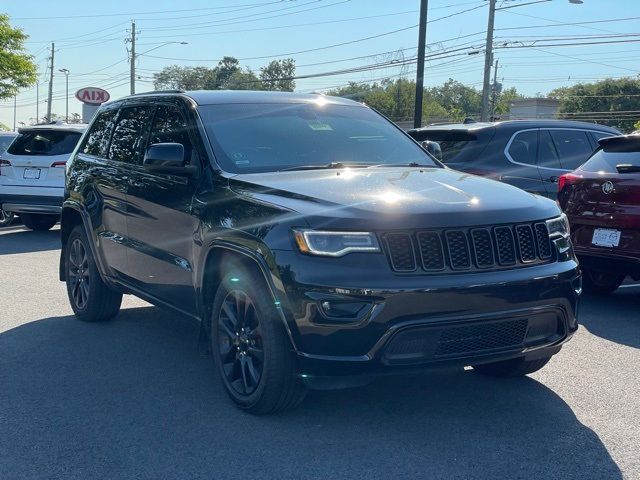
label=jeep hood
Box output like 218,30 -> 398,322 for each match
227,167 -> 560,229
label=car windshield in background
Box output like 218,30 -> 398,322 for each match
413,130 -> 491,164
199,103 -> 438,173
582,142 -> 640,173
7,130 -> 82,156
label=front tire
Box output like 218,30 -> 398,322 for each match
21,213 -> 58,231
582,269 -> 625,295
0,209 -> 14,227
65,225 -> 122,322
211,271 -> 306,414
473,356 -> 552,377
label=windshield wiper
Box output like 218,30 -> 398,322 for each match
279,162 -> 373,172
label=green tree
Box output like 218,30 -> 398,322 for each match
260,58 -> 296,91
634,120 -> 640,131
549,77 -> 640,132
0,14 -> 37,99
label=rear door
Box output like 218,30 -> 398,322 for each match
125,102 -> 201,315
539,129 -> 594,196
2,128 -> 82,190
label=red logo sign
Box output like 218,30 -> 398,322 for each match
75,87 -> 110,105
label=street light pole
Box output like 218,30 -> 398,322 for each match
413,0 -> 429,129
59,68 -> 69,123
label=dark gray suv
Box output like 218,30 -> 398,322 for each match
409,120 -> 620,198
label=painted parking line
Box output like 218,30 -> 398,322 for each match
619,283 -> 640,289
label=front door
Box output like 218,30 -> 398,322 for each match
125,103 -> 200,315
503,129 -> 547,196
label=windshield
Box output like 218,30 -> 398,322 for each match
199,103 -> 439,173
582,148 -> 640,173
411,130 -> 490,164
7,130 -> 82,156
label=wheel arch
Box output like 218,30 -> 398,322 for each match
199,242 -> 300,353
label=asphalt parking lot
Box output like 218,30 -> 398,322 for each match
1,225 -> 638,480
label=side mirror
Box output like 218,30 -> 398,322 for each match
421,140 -> 443,161
143,143 -> 198,177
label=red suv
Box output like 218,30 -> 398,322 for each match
558,134 -> 640,294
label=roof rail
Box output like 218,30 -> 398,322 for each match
130,90 -> 185,96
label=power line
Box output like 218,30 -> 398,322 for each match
495,15 -> 640,31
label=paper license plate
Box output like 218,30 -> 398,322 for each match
23,168 -> 41,179
591,228 -> 621,248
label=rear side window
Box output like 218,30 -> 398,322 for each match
148,105 -> 193,161
549,129 -> 593,170
538,130 -> 561,169
0,135 -> 16,153
507,130 -> 538,165
108,105 -> 155,164
82,110 -> 118,157
7,130 -> 82,156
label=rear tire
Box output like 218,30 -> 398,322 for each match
211,270 -> 306,414
582,269 -> 625,295
21,213 -> 58,231
0,209 -> 14,227
473,356 -> 552,377
65,225 -> 122,322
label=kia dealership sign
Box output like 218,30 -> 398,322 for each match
75,87 -> 110,105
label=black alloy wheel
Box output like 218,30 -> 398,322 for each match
68,238 -> 90,310
217,289 -> 264,396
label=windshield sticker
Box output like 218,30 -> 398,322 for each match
307,121 -> 333,131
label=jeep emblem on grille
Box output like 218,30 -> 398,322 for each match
602,181 -> 614,194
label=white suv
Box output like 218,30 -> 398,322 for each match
0,123 -> 85,230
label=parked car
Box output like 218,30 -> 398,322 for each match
0,131 -> 18,227
0,123 -> 85,230
60,91 -> 580,414
408,120 -> 620,198
558,133 -> 640,294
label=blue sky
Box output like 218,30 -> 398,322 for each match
1,0 -> 637,127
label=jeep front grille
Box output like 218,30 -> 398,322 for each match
382,222 -> 554,274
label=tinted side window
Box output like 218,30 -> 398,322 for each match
550,129 -> 593,170
507,130 -> 538,165
148,105 -> 193,162
82,110 -> 118,157
538,130 -> 562,169
108,105 -> 155,164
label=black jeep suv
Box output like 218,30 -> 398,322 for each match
60,91 -> 580,413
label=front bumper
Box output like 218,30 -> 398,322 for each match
273,251 -> 580,381
0,192 -> 63,214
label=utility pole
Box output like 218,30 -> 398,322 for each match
413,0 -> 429,129
129,21 -> 136,94
480,0 -> 496,122
46,42 -> 55,122
490,58 -> 499,121
13,95 -> 17,131
36,80 -> 39,124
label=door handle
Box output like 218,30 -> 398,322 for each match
549,176 -> 559,183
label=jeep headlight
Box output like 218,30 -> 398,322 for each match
546,213 -> 570,238
293,229 -> 380,257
